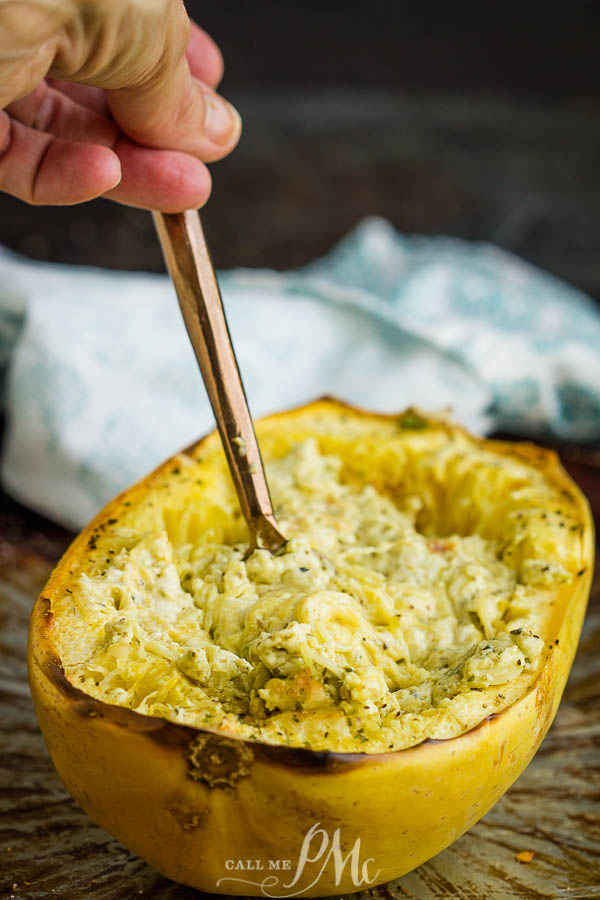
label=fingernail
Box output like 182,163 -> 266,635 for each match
204,91 -> 241,146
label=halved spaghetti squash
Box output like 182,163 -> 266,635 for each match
28,399 -> 593,896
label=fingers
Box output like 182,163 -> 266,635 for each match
45,79 -> 110,115
186,22 -> 224,88
105,140 -> 212,212
7,82 -> 117,145
6,81 -> 211,210
0,2 -> 232,209
0,110 -> 121,204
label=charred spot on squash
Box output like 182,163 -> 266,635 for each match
256,742 -> 369,771
187,733 -> 254,788
164,799 -> 209,832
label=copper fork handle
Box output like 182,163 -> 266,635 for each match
153,210 -> 286,553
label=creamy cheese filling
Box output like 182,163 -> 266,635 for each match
57,438 -> 572,753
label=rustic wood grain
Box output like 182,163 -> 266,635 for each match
0,461 -> 598,900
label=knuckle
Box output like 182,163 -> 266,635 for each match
0,114 -> 39,205
0,115 -> 17,196
172,82 -> 204,131
30,89 -> 59,133
0,113 -> 12,160
171,5 -> 192,58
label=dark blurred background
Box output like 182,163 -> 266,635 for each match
0,0 -> 599,299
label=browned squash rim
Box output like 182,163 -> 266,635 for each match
30,396 -> 594,772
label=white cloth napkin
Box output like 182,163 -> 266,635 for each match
1,217 -> 599,531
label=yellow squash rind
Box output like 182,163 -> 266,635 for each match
28,399 -> 594,896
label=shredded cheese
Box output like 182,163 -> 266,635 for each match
53,423 -> 583,754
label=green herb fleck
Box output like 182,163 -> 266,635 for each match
398,410 -> 428,430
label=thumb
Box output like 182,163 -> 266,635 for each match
106,58 -> 241,164
52,0 -> 241,163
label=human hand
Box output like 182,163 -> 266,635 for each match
0,0 -> 241,211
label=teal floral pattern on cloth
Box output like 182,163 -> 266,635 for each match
298,219 -> 600,438
0,217 -> 598,530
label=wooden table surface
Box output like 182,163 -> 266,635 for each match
1,448 -> 598,900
